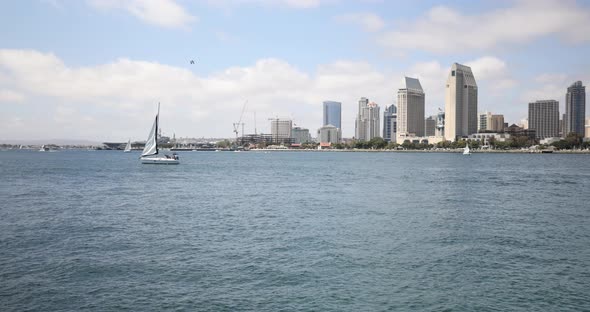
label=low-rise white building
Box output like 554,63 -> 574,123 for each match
468,133 -> 510,143
397,135 -> 445,145
540,137 -> 562,145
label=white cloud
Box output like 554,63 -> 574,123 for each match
534,73 -> 568,84
521,73 -> 589,105
405,60 -> 447,113
283,0 -> 322,9
0,89 -> 25,103
0,49 -> 531,140
204,0 -> 332,9
88,0 -> 196,29
402,57 -> 518,117
378,0 -> 590,54
466,56 -> 517,90
334,12 -> 385,32
0,49 -> 397,140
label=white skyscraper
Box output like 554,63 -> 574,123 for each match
355,97 -> 380,141
444,63 -> 478,141
397,77 -> 425,141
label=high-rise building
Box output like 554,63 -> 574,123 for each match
436,110 -> 445,137
478,112 -> 492,132
323,101 -> 342,130
397,77 -> 425,141
560,114 -> 566,137
270,118 -> 292,142
355,97 -> 380,141
291,127 -> 311,144
444,63 -> 478,141
318,124 -> 340,144
382,104 -> 397,143
565,81 -> 586,137
528,100 -> 559,139
491,114 -> 505,132
425,116 -> 436,136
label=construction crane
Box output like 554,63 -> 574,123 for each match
233,100 -> 247,145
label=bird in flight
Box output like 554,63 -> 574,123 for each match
190,60 -> 195,64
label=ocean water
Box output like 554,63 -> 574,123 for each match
0,150 -> 589,311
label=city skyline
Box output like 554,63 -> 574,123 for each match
1,1 -> 590,141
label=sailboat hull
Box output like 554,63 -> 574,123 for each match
141,157 -> 179,165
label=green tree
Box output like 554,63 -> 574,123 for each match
333,143 -> 346,149
565,132 -> 584,149
386,142 -> 399,150
401,140 -> 415,149
216,139 -> 231,148
368,137 -> 387,149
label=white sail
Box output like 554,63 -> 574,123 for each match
141,115 -> 158,157
463,144 -> 470,155
140,103 -> 178,164
124,139 -> 132,152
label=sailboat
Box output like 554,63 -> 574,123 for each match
124,140 -> 132,152
140,103 -> 179,165
463,143 -> 471,155
39,145 -> 49,152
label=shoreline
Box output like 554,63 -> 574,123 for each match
248,148 -> 590,154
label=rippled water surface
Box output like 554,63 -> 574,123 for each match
1,150 -> 589,311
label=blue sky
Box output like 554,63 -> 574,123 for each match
1,0 -> 589,141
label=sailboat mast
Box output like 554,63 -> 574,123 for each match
156,102 -> 160,154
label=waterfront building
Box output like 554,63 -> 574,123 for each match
318,124 -> 340,144
586,118 -> 590,138
560,114 -> 566,137
444,63 -> 478,141
491,114 -> 505,132
504,124 -> 536,140
355,97 -> 380,141
383,104 -> 397,143
425,115 -> 436,136
397,77 -> 425,142
291,127 -> 312,144
323,101 -> 342,130
270,118 -> 292,142
469,132 -> 510,143
528,100 -> 560,139
478,112 -> 492,132
565,81 -> 586,137
436,110 -> 445,137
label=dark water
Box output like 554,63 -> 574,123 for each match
0,150 -> 589,311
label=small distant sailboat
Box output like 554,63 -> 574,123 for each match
140,103 -> 179,165
124,140 -> 132,153
39,145 -> 49,152
463,144 -> 471,155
